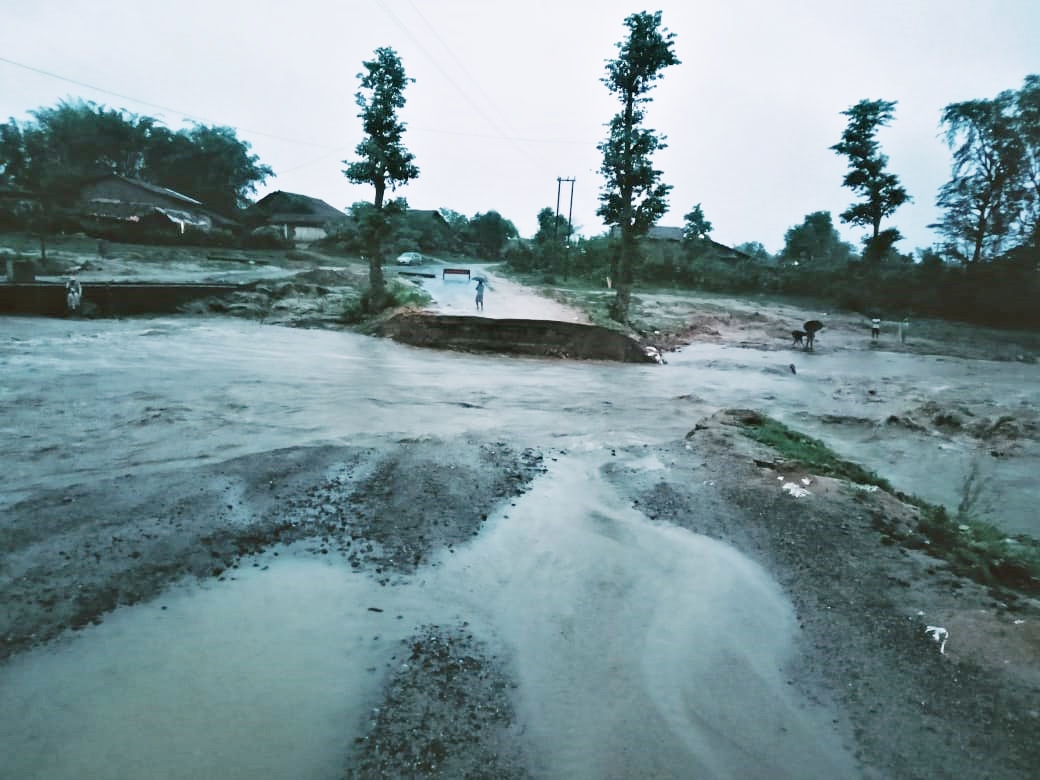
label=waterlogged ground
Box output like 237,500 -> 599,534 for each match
1,301 -> 1039,778
3,314 -> 1036,534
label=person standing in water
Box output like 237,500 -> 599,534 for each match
475,278 -> 485,311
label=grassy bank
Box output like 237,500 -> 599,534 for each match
732,410 -> 1040,597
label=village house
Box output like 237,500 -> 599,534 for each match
612,225 -> 753,261
78,175 -> 233,238
247,191 -> 348,244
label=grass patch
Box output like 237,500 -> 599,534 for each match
733,411 -> 893,490
733,410 -> 1040,596
917,505 -> 1040,596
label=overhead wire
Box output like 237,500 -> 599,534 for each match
1,42 -> 596,189
0,55 -> 342,151
372,0 -> 545,165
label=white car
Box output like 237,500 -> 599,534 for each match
396,251 -> 423,265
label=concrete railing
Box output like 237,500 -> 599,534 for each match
0,282 -> 242,317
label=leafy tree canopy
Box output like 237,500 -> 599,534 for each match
830,99 -> 909,263
344,47 -> 419,211
932,89 -> 1027,263
780,211 -> 855,265
534,206 -> 572,245
468,210 -> 517,258
0,99 -> 271,216
682,204 -> 713,241
438,208 -> 469,230
145,123 -> 272,216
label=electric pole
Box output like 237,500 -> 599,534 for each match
554,177 -> 575,241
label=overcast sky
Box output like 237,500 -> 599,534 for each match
2,1 -> 1037,252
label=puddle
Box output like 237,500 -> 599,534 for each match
0,554 -> 458,780
0,450 -> 856,779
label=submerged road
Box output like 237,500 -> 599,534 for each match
2,314 -> 1039,778
2,315 -> 1037,533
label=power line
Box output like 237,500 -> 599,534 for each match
373,1 -> 540,164
403,0 -> 515,136
0,55 -> 340,151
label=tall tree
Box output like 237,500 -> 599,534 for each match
597,11 -> 679,322
1013,75 -> 1040,247
682,204 -> 713,241
932,92 -> 1024,264
144,123 -> 272,216
780,211 -> 854,266
830,99 -> 909,264
467,211 -> 517,257
534,206 -> 571,245
344,47 -> 419,311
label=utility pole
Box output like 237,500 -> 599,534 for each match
554,177 -> 576,241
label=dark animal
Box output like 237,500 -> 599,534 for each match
792,330 -> 805,347
803,320 -> 823,351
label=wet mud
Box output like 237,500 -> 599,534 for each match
346,625 -> 528,779
607,410 -> 1040,779
1,439 -> 544,662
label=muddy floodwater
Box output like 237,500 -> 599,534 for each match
2,454 -> 855,779
3,316 -> 1036,533
2,314 -> 1038,778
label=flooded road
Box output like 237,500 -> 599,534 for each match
2,314 -> 1038,778
3,316 -> 1036,533
414,266 -> 590,322
1,452 -> 856,780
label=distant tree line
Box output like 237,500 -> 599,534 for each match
319,203 -> 517,261
503,69 -> 1039,330
0,99 -> 273,222
1,40 -> 1037,328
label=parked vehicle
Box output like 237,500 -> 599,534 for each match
396,251 -> 423,265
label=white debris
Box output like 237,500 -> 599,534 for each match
782,482 -> 812,498
925,625 -> 949,654
800,477 -> 811,486
777,476 -> 784,481
1013,619 -> 1025,625
852,484 -> 879,493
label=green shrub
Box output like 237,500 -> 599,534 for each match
734,412 -> 892,489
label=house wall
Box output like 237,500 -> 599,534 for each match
287,225 -> 327,243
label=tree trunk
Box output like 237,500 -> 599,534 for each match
610,229 -> 636,322
609,283 -> 631,322
365,175 -> 388,311
368,251 -> 386,311
972,212 -> 988,264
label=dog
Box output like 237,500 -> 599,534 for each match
792,330 -> 805,347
